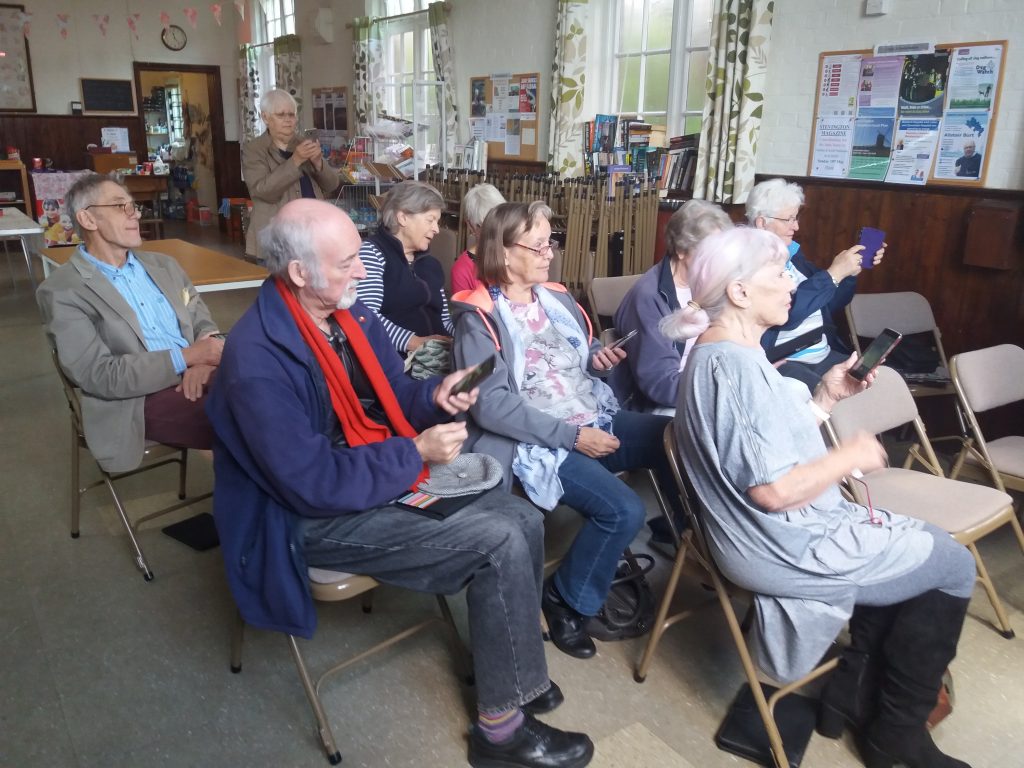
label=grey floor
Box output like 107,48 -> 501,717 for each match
2,223 -> 1023,768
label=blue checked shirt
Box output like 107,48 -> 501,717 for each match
79,247 -> 189,373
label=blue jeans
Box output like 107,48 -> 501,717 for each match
297,489 -> 550,716
554,410 -> 673,616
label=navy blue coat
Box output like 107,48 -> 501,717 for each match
206,280 -> 443,638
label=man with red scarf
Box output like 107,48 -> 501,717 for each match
206,199 -> 593,768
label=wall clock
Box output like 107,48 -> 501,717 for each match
161,24 -> 187,52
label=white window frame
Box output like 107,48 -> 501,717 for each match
375,0 -> 434,122
260,0 -> 295,42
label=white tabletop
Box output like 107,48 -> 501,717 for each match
0,208 -> 44,236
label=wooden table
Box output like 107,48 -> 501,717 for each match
39,238 -> 268,293
0,207 -> 45,289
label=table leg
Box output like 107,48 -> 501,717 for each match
2,238 -> 13,291
19,235 -> 36,291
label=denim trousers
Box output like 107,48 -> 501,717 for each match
554,409 -> 674,616
297,488 -> 550,716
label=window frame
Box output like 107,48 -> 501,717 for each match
260,0 -> 295,42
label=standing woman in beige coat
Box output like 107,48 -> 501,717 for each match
242,89 -> 340,260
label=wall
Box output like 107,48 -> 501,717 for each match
760,0 -> 1024,190
13,0 -> 240,140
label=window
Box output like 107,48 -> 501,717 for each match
261,0 -> 295,41
376,0 -> 434,121
602,0 -> 713,136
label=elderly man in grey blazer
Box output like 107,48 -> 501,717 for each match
37,173 -> 224,473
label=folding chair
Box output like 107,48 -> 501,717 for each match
640,424 -> 838,768
51,347 -> 211,581
949,343 -> 1024,494
828,365 -> 1024,638
587,273 -> 642,346
230,568 -> 471,766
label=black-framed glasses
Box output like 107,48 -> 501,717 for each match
767,214 -> 800,225
87,201 -> 144,217
514,239 -> 558,257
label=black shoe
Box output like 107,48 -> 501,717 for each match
542,579 -> 596,659
468,712 -> 594,768
523,681 -> 564,715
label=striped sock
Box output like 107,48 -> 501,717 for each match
477,708 -> 525,744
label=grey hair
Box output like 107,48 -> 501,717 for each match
258,210 -> 326,290
744,178 -> 805,224
260,88 -> 296,115
65,172 -> 128,237
664,199 -> 733,258
463,183 -> 506,229
380,180 -> 445,232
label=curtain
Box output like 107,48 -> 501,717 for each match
352,16 -> 384,132
547,0 -> 590,177
238,44 -> 263,142
428,1 -> 459,165
692,0 -> 774,204
273,34 -> 303,116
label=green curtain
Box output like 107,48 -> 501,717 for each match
428,2 -> 460,165
273,34 -> 303,116
547,0 -> 589,177
352,17 -> 383,132
238,44 -> 262,142
693,0 -> 774,204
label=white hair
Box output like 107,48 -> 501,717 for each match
745,178 -> 804,224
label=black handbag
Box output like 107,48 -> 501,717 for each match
585,552 -> 657,641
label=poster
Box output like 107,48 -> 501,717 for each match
311,87 -> 348,133
817,54 -> 861,117
505,118 -> 521,155
518,74 -> 538,118
32,171 -> 89,246
884,118 -> 940,185
934,112 -> 988,179
810,116 -> 854,178
897,51 -> 950,118
849,116 -> 894,180
470,78 -> 487,117
101,127 -> 131,152
857,56 -> 903,116
946,45 -> 1001,112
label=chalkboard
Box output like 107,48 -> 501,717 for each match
81,78 -> 136,115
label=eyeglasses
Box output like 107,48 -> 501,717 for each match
270,111 -> 297,120
515,240 -> 558,257
767,214 -> 800,225
87,201 -> 144,217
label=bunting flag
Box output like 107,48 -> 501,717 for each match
234,0 -> 244,22
126,13 -> 141,40
92,14 -> 109,36
210,4 -> 223,27
183,7 -> 198,29
18,10 -> 31,37
56,13 -> 70,40
160,11 -> 171,29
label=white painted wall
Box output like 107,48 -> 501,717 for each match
760,0 -> 1024,189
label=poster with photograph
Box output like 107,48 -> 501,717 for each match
470,78 -> 487,117
505,118 -> 521,155
946,45 -> 1000,112
32,171 -> 89,246
857,56 -> 903,116
934,112 -> 987,180
849,116 -> 894,180
811,116 -> 854,177
897,51 -> 950,118
518,74 -> 537,119
885,118 -> 940,185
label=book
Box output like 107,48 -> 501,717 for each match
593,114 -> 618,153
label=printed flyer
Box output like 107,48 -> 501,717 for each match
885,118 -> 940,185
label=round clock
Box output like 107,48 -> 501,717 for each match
161,24 -> 187,52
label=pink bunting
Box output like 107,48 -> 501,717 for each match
183,7 -> 198,29
160,11 -> 171,29
92,14 -> 110,36
210,4 -> 223,27
56,13 -> 70,40
234,0 -> 245,22
126,13 -> 141,40
19,11 -> 31,37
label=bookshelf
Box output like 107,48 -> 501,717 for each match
0,159 -> 32,216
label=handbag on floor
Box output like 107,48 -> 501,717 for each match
585,552 -> 657,641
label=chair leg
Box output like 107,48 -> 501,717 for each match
70,432 -> 81,538
435,595 -> 474,685
361,590 -> 374,614
177,449 -> 188,500
230,611 -> 245,673
287,635 -> 343,766
102,476 -> 154,581
634,533 -> 690,683
968,542 -> 1015,639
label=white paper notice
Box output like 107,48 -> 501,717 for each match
884,118 -> 939,185
810,117 -> 854,178
857,56 -> 904,117
486,116 -> 507,142
818,54 -> 862,117
934,112 -> 988,180
522,127 -> 536,146
101,127 -> 131,152
470,118 -> 486,140
492,75 -> 515,114
946,45 -> 1001,113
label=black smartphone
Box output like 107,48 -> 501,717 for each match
858,226 -> 885,270
451,355 -> 496,395
849,328 -> 903,381
607,328 -> 639,350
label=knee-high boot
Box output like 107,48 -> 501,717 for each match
817,603 -> 900,738
858,590 -> 971,768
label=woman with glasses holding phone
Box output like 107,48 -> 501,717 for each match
242,89 -> 339,262
452,201 -> 679,661
747,178 -> 884,389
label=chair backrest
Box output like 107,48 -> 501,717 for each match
830,365 -> 918,442
951,343 -> 1024,413
432,227 -> 459,296
50,346 -> 85,437
587,273 -> 641,333
848,291 -> 938,339
661,423 -> 714,562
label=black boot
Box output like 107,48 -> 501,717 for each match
468,712 -> 594,768
858,590 -> 972,768
542,578 -> 596,659
817,604 -> 899,738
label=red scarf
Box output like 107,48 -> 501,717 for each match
274,277 -> 429,488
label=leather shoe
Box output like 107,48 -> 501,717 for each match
523,681 -> 564,715
542,580 -> 596,659
468,712 -> 594,768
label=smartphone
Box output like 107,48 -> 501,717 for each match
302,128 -> 320,141
607,328 -> 639,350
858,226 -> 885,270
451,355 -> 496,395
849,328 -> 903,381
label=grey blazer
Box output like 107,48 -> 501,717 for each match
37,249 -> 218,472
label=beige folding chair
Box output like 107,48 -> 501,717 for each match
431,227 -> 459,297
638,424 -> 838,768
949,343 -> 1024,494
845,292 -> 954,398
828,365 -> 1024,638
587,273 -> 642,346
230,568 -> 470,766
51,348 -> 211,581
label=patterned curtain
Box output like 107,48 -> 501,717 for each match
273,34 -> 303,116
428,1 -> 459,165
693,0 -> 774,204
547,0 -> 590,177
238,44 -> 263,141
352,17 -> 384,132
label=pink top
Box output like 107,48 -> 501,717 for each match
451,250 -> 483,295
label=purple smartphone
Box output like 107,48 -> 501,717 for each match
858,226 -> 885,269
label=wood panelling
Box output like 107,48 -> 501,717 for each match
0,115 -> 145,172
218,141 -> 246,199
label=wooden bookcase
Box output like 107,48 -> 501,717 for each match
0,159 -> 31,216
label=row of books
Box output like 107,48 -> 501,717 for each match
657,135 -> 700,193
579,115 -> 698,193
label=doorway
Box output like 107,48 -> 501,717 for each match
133,62 -> 227,215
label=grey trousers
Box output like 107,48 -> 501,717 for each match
297,488 -> 550,716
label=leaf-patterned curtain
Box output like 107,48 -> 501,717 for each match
428,1 -> 459,166
238,44 -> 263,142
273,34 -> 303,116
693,0 -> 774,204
352,16 -> 384,132
547,0 -> 589,177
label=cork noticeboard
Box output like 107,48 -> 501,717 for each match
468,72 -> 539,161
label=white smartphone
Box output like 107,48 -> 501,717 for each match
607,329 -> 639,350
